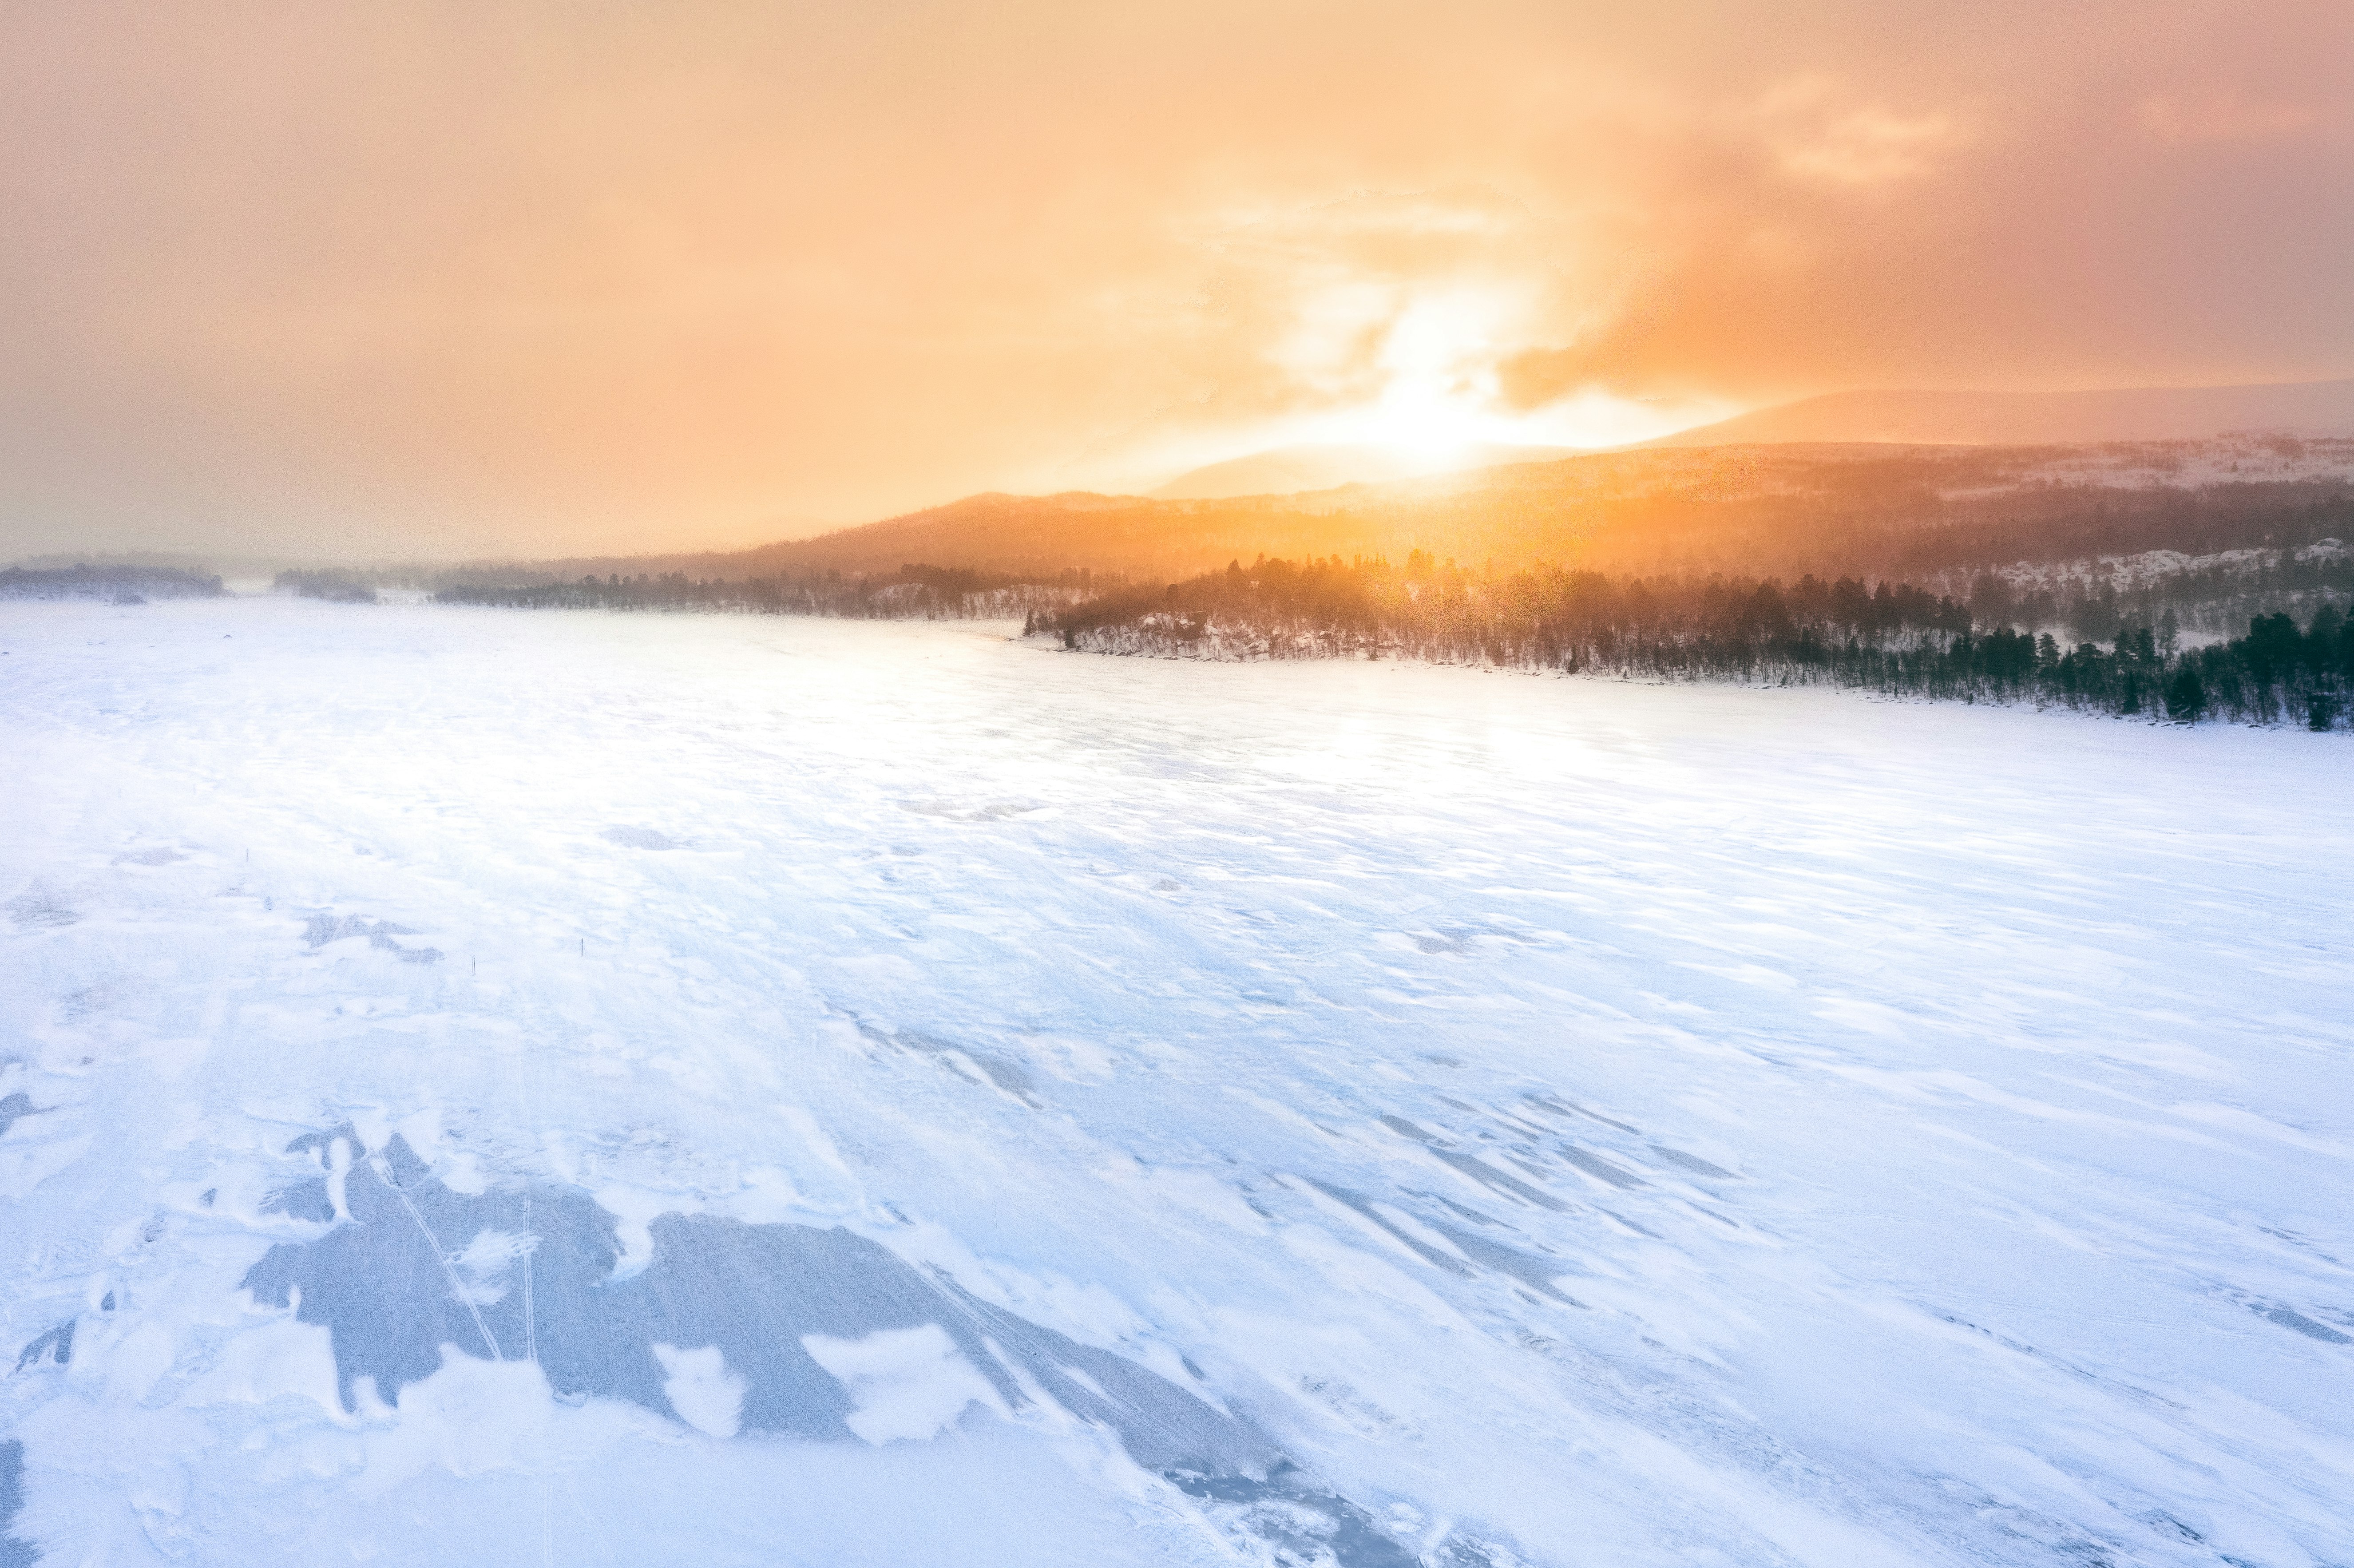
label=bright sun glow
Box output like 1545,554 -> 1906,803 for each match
1253,286 -> 1734,467
1093,283 -> 1740,495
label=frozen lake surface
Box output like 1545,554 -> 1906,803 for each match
1,597 -> 2349,1567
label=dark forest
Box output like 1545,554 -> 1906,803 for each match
1033,554 -> 2354,729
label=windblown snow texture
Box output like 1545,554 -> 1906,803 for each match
0,595 -> 2349,1567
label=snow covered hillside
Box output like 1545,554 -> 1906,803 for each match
1,598 -> 2349,1567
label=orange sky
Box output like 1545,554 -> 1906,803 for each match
2,1 -> 2348,559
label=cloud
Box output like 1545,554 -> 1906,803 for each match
1760,88 -> 1974,188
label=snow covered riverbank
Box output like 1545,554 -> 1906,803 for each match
2,596 -> 2349,1566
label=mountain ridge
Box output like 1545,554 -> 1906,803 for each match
1136,380 -> 2354,507
1150,440 -> 1579,500
413,433 -> 2354,591
1640,379 -> 2354,449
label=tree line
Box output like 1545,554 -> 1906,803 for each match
1953,542 -> 2350,644
1029,553 -> 2354,728
431,563 -> 1092,620
276,569 -> 378,602
1,564 -> 226,601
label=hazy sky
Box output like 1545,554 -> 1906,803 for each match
3,1 -> 2348,559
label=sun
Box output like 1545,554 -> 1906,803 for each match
1273,287 -> 1729,463
1330,289 -> 1520,461
1115,284 -> 1737,492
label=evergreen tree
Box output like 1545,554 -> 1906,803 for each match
2164,666 -> 2207,724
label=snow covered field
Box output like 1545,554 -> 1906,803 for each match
1,596 -> 2349,1568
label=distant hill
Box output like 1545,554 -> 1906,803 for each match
1644,380 -> 2354,448
427,434 -> 2354,593
1151,441 -> 1577,499
1142,384 -> 2354,501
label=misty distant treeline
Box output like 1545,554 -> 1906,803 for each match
276,569 -> 378,603
1032,553 -> 2354,728
0,563 -> 226,602
431,563 -> 1096,620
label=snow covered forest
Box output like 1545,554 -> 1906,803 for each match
1034,553 -> 2354,727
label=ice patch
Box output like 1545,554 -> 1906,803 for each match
1648,1146 -> 1736,1179
301,914 -> 443,965
13,1323 -> 73,1372
889,1027 -> 1042,1106
2262,1306 -> 2353,1344
220,1127 -> 1449,1560
0,1094 -> 48,1139
243,1133 -> 1278,1474
0,1440 -> 34,1568
1555,1144 -> 1645,1190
